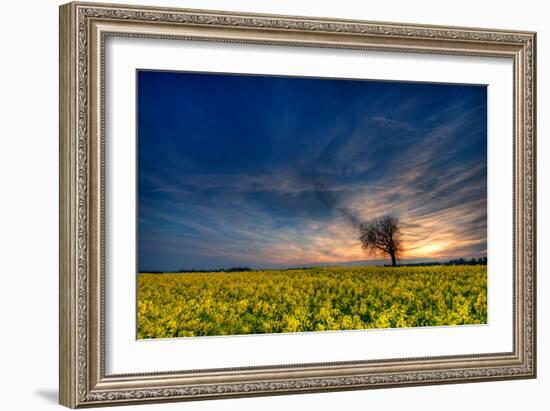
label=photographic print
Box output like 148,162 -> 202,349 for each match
60,5 -> 536,405
136,70 -> 488,339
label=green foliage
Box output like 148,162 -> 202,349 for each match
137,265 -> 487,339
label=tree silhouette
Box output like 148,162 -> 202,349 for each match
359,215 -> 402,266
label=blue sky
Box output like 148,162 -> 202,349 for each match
137,70 -> 487,271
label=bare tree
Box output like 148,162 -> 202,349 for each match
359,215 -> 402,266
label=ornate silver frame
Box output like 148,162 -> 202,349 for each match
59,2 -> 536,408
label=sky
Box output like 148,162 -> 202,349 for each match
137,70 -> 487,271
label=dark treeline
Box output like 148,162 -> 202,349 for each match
392,256 -> 487,267
143,257 -> 487,274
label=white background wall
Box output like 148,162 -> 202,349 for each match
0,0 -> 546,409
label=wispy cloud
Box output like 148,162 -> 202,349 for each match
371,116 -> 421,132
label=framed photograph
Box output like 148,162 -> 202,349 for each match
59,2 -> 536,408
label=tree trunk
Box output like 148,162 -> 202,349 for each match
390,252 -> 397,267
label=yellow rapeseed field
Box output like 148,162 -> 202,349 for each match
137,265 -> 487,339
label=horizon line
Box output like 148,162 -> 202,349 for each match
139,255 -> 488,273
